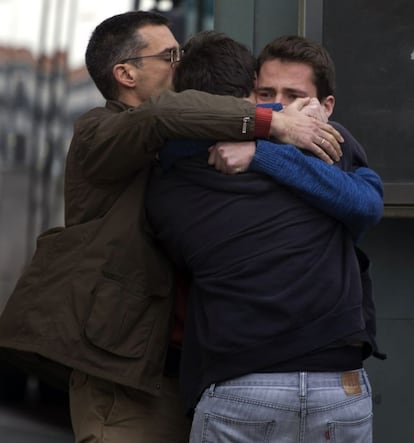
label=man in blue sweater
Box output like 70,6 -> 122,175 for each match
146,31 -> 383,442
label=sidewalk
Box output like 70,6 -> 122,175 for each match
0,406 -> 73,443
0,375 -> 73,443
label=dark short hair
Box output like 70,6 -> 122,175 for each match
173,31 -> 256,98
256,35 -> 335,100
85,11 -> 169,100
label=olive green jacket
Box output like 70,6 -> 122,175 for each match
0,90 -> 256,396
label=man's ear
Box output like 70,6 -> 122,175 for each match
113,63 -> 136,88
321,95 -> 335,118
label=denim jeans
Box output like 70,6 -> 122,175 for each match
190,369 -> 372,443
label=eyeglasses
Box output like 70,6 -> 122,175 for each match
118,48 -> 184,66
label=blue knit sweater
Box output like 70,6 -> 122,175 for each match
251,125 -> 383,241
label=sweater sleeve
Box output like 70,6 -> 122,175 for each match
250,140 -> 383,241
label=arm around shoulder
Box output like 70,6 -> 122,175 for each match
74,91 -> 257,182
251,140 -> 383,241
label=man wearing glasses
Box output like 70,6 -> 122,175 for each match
0,11 -> 344,443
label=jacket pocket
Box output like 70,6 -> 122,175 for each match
83,276 -> 155,358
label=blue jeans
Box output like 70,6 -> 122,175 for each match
190,370 -> 372,443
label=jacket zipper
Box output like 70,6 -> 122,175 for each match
242,116 -> 250,134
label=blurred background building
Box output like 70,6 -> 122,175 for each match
0,0 -> 214,307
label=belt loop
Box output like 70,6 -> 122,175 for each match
361,368 -> 372,396
208,383 -> 216,396
299,372 -> 306,397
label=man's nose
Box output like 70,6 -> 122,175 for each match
275,93 -> 287,106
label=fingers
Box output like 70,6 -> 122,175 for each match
325,123 -> 344,143
290,97 -> 311,111
208,145 -> 231,173
208,142 -> 254,174
313,129 -> 343,163
302,97 -> 328,123
308,144 -> 335,164
208,145 -> 227,172
320,123 -> 344,159
207,144 -> 217,165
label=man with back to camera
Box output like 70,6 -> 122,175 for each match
146,31 -> 384,442
0,12 -> 348,443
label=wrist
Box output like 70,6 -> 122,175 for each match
269,111 -> 288,142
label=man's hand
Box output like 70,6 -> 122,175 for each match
208,141 -> 255,174
209,97 -> 343,173
270,97 -> 344,164
301,97 -> 328,123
